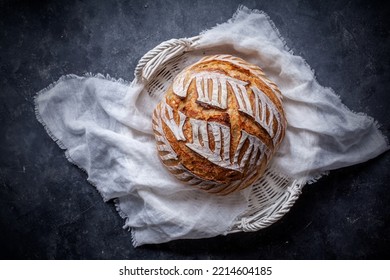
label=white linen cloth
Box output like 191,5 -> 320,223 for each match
35,6 -> 389,246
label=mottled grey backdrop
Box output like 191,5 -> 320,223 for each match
0,0 -> 389,259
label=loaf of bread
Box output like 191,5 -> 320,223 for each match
152,54 -> 287,195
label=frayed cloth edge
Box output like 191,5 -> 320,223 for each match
34,73 -> 132,203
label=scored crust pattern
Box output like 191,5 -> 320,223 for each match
152,55 -> 287,195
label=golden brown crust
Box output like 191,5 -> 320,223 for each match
152,54 -> 287,194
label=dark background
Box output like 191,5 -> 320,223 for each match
0,0 -> 389,259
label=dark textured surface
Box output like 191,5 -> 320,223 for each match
0,0 -> 389,259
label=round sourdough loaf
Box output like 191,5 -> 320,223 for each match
152,54 -> 287,195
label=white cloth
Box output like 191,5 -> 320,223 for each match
35,6 -> 389,246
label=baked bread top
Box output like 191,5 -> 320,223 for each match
152,54 -> 287,195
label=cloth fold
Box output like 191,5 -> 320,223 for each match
35,6 -> 388,246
